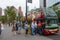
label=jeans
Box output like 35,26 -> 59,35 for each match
31,28 -> 35,35
26,28 -> 28,34
35,28 -> 37,35
37,27 -> 43,35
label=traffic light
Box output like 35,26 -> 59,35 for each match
28,0 -> 32,3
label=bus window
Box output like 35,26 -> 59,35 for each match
47,19 -> 58,26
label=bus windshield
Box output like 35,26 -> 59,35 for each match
47,19 -> 58,26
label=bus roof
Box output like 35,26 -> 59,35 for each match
42,8 -> 57,17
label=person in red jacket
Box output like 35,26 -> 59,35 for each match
37,21 -> 42,28
37,21 -> 43,35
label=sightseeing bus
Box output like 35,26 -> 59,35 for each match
36,8 -> 59,35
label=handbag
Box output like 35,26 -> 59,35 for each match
1,24 -> 4,30
1,26 -> 4,30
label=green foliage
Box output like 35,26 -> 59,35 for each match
0,16 -> 7,23
4,6 -> 16,22
16,16 -> 23,21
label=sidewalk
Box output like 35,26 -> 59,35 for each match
0,25 -> 53,40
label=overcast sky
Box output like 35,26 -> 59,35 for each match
0,0 -> 60,16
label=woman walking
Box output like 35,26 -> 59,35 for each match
17,21 -> 22,34
12,21 -> 16,35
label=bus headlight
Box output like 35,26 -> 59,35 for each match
49,30 -> 53,31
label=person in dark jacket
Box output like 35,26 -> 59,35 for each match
42,22 -> 45,34
16,22 -> 18,32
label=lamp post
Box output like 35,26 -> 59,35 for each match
26,0 -> 32,21
44,0 -> 46,7
26,0 -> 27,21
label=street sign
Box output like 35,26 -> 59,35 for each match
28,0 -> 32,3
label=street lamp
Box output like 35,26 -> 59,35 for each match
26,0 -> 32,21
44,0 -> 46,7
26,0 -> 27,21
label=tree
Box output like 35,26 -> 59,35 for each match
0,16 -> 7,23
4,6 -> 16,23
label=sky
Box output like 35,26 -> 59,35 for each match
0,0 -> 60,16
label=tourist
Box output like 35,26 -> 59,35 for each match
12,21 -> 16,35
31,21 -> 35,35
37,21 -> 42,35
17,21 -> 22,34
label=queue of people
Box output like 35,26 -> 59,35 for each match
12,20 -> 45,36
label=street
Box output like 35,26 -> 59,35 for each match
0,25 -> 60,40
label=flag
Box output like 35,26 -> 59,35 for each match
28,0 -> 32,3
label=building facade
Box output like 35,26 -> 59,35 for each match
40,0 -> 46,8
18,6 -> 23,16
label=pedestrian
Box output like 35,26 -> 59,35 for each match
16,21 -> 18,33
42,22 -> 45,34
37,21 -> 42,35
31,21 -> 35,35
17,21 -> 22,34
12,21 -> 16,35
24,22 -> 28,35
34,21 -> 37,35
25,22 -> 31,35
24,21 -> 27,29
27,23 -> 31,35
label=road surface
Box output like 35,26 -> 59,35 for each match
0,25 -> 60,40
